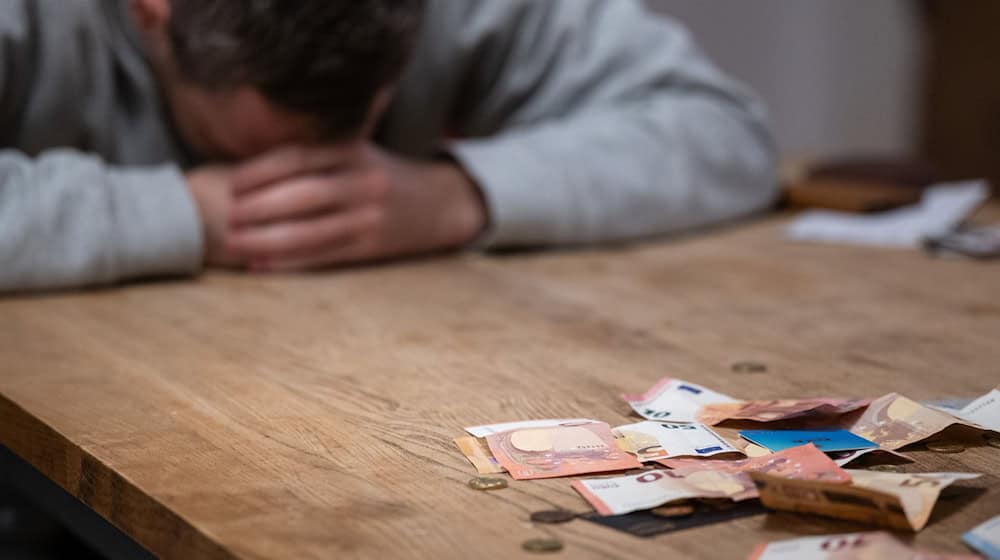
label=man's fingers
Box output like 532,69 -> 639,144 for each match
232,144 -> 359,194
230,174 -> 361,226
251,238 -> 376,273
227,207 -> 382,260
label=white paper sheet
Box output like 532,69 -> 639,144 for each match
787,180 -> 989,248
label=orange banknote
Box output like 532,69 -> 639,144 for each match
486,421 -> 641,480
657,443 -> 851,483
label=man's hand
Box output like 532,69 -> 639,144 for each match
225,144 -> 487,271
186,166 -> 244,267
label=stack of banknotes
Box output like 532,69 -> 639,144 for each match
454,378 -> 1000,557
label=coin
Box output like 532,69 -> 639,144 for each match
926,442 -> 965,454
866,464 -> 903,473
651,504 -> 695,517
731,361 -> 767,374
530,510 -> 576,524
468,476 -> 508,491
522,538 -> 564,553
985,435 -> 1000,449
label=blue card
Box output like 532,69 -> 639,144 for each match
738,429 -> 877,453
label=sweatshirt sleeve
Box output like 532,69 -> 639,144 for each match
0,149 -> 204,292
440,0 -> 778,247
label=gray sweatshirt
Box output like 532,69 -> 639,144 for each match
0,0 -> 777,292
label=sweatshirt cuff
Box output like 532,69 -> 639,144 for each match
106,164 -> 204,280
449,136 -> 570,249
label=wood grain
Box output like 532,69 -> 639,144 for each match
1,206 -> 999,559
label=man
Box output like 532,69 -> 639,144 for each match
0,0 -> 776,292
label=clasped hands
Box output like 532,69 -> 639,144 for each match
188,143 -> 487,271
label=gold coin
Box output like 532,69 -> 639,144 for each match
651,504 -> 695,517
866,464 -> 903,473
985,436 -> 1000,449
468,476 -> 508,491
522,538 -> 564,553
926,442 -> 965,454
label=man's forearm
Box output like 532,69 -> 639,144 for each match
450,93 -> 778,248
0,149 -> 203,292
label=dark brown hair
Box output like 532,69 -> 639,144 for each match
168,0 -> 425,139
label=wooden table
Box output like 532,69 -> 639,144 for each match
2,207 -> 999,560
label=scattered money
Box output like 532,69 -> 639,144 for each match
963,514 -> 1000,560
926,442 -> 966,454
657,444 -> 852,484
698,398 -> 870,426
622,377 -> 736,422
732,361 -> 768,374
454,436 -> 505,474
522,538 -> 563,553
573,444 -> 848,517
749,531 -> 981,560
487,421 -> 641,480
582,501 -> 766,538
468,477 -> 508,491
614,421 -> 741,462
465,418 -> 600,438
752,470 -> 981,531
530,510 -> 577,524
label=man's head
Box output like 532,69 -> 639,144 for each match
130,0 -> 425,160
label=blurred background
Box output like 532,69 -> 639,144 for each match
650,0 -> 999,195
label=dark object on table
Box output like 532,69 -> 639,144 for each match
580,501 -> 766,538
783,158 -> 941,213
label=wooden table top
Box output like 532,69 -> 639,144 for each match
2,206 -> 999,560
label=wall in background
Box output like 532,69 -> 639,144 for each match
645,0 -> 923,160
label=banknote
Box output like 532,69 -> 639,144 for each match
581,501 -> 766,538
614,421 -> 740,462
749,531 -> 981,560
465,418 -> 600,438
486,421 -> 640,480
845,393 -> 980,450
572,467 -> 758,516
454,436 -> 504,474
752,470 -> 981,531
698,398 -> 871,426
657,443 -> 851,483
948,386 -> 1000,432
622,377 -> 736,422
963,514 -> 1000,560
